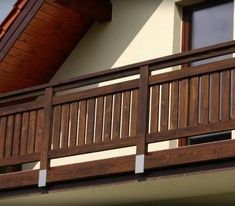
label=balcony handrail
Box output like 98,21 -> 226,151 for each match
2,40 -> 235,190
1,40 -> 235,103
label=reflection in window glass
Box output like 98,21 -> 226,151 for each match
0,0 -> 18,24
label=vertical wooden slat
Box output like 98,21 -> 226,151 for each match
12,113 -> 21,156
210,73 -> 220,123
121,91 -> 131,138
61,104 -> 70,148
35,109 -> 44,153
170,81 -> 179,130
78,100 -> 87,145
178,79 -> 189,128
160,83 -> 169,131
95,97 -> 104,143
150,85 -> 159,133
5,116 -> 14,158
40,87 -> 53,170
188,77 -> 199,126
51,106 -> 61,150
112,93 -> 121,140
86,98 -> 95,144
104,95 -> 113,141
137,66 -> 149,155
130,89 -> 139,137
20,112 -> 29,155
27,111 -> 37,154
199,75 -> 209,124
232,69 -> 235,119
0,117 -> 7,158
221,70 -> 231,121
69,102 -> 78,147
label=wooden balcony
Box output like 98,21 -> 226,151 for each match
1,41 -> 235,191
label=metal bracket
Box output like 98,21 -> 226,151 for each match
38,169 -> 47,187
135,154 -> 145,174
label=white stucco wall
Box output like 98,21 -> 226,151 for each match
52,0 -> 182,81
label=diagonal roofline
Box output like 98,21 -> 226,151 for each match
0,0 -> 44,61
0,0 -> 28,39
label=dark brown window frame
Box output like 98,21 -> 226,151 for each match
180,0 -> 234,146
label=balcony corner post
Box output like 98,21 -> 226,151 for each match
135,65 -> 150,174
39,87 -> 53,187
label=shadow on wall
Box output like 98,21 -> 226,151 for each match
52,0 -> 163,81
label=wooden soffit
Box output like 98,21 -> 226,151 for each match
0,0 -> 112,93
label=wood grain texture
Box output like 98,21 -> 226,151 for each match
137,66 -> 149,154
210,73 -> 220,123
95,97 -> 104,143
160,83 -> 169,131
69,102 -> 78,147
170,81 -> 179,130
60,104 -> 70,148
112,93 -> 121,140
199,75 -> 209,124
178,79 -> 188,128
188,77 -> 199,126
27,111 -> 37,154
103,95 -> 112,141
150,85 -> 159,133
86,98 -> 95,144
52,105 -> 62,150
20,112 -> 29,155
232,69 -> 235,119
130,89 -> 139,137
78,100 -> 87,145
221,70 -> 231,121
12,113 -> 21,156
5,116 -> 14,158
40,87 -> 53,170
121,91 -> 130,138
35,109 -> 44,153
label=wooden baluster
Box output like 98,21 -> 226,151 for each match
136,65 -> 150,174
39,87 -> 53,187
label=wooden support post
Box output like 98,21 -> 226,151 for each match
39,87 -> 53,187
135,65 -> 150,174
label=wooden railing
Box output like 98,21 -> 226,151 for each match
1,40 -> 235,190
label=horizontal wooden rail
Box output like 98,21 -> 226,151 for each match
147,120 -> 235,143
52,79 -> 139,106
0,153 -> 40,167
149,57 -> 235,85
49,137 -> 136,159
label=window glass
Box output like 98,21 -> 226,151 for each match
191,1 -> 234,49
0,0 -> 18,24
190,1 -> 234,65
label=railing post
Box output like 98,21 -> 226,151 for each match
39,87 -> 53,187
135,65 -> 150,174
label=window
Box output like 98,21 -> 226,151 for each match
181,0 -> 234,146
0,0 -> 18,24
188,131 -> 231,145
183,0 -> 234,51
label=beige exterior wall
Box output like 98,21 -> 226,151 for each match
52,0 -> 182,81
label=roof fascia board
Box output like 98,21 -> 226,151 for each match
0,0 -> 44,61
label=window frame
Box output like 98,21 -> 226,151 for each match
182,0 -> 234,52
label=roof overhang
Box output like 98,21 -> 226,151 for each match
0,0 -> 112,93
